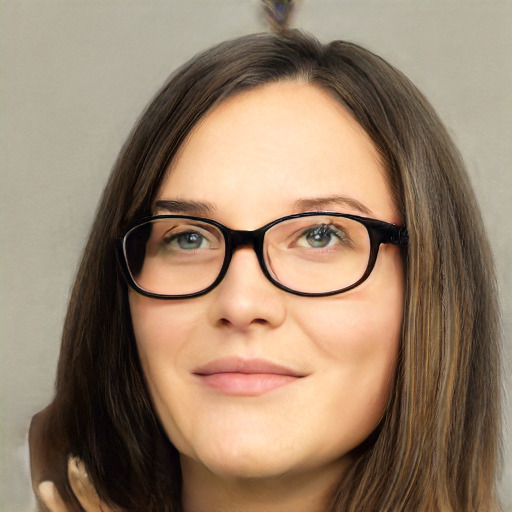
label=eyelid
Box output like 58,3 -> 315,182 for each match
278,222 -> 338,245
161,221 -> 222,238
161,226 -> 221,251
301,223 -> 346,240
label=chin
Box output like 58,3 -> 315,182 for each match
183,436 -> 306,480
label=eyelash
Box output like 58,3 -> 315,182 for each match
292,223 -> 351,249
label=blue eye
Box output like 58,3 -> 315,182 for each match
301,225 -> 343,248
165,231 -> 208,250
177,232 -> 206,250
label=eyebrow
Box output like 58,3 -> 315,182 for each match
155,195 -> 372,217
154,199 -> 217,216
292,195 -> 373,216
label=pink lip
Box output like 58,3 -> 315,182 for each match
193,358 -> 305,396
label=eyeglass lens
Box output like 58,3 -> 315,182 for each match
123,215 -> 372,296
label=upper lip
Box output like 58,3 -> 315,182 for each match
193,357 -> 306,377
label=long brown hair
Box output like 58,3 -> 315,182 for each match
33,30 -> 501,511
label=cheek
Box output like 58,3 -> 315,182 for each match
293,247 -> 404,407
128,292 -> 208,450
300,296 -> 402,362
130,291 -> 205,350
128,292 -> 204,402
130,293 -> 175,362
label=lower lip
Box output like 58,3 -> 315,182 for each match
197,373 -> 299,396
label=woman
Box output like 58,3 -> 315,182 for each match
30,30 -> 501,511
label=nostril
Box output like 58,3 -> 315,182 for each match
218,317 -> 268,327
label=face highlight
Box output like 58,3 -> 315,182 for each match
129,82 -> 404,493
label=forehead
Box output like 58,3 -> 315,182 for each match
158,81 -> 399,227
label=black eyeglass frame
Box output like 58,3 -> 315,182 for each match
117,211 -> 408,299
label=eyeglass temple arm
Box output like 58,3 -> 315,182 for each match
385,226 -> 408,246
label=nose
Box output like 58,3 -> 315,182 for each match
207,247 -> 287,331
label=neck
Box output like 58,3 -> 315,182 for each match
180,456 -> 349,512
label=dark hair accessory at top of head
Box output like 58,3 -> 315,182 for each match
261,0 -> 296,32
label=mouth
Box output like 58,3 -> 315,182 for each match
192,357 -> 306,396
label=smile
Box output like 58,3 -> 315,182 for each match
192,357 -> 306,396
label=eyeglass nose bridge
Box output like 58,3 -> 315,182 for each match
230,229 -> 259,249
219,227 -> 268,281
225,225 -> 266,255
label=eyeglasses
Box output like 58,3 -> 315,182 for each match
118,212 -> 408,299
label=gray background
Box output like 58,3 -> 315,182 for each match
1,1 -> 510,511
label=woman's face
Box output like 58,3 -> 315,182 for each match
130,82 -> 404,485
